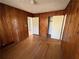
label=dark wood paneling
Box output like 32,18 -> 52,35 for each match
62,0 -> 79,59
0,3 -> 32,46
34,10 -> 65,17
39,16 -> 48,37
34,11 -> 65,37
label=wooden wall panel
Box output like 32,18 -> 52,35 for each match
62,0 -> 79,59
0,4 -> 6,46
34,11 -> 65,38
39,15 -> 48,37
0,3 -> 32,46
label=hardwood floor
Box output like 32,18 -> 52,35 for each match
2,36 -> 62,59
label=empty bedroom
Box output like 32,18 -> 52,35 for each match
0,0 -> 79,59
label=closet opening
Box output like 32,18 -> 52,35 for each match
48,15 -> 66,40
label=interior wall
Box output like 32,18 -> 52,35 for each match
62,0 -> 79,59
34,11 -> 65,38
0,3 -> 33,46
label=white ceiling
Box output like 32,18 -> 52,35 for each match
0,0 -> 70,14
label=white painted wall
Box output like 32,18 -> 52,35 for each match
48,15 -> 65,39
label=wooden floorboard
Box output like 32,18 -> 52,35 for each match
2,36 -> 62,59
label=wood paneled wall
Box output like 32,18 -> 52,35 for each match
39,15 -> 48,37
0,3 -> 65,46
0,3 -> 33,46
34,11 -> 65,37
62,0 -> 79,59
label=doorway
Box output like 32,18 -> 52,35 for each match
27,17 -> 39,36
48,15 -> 66,40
